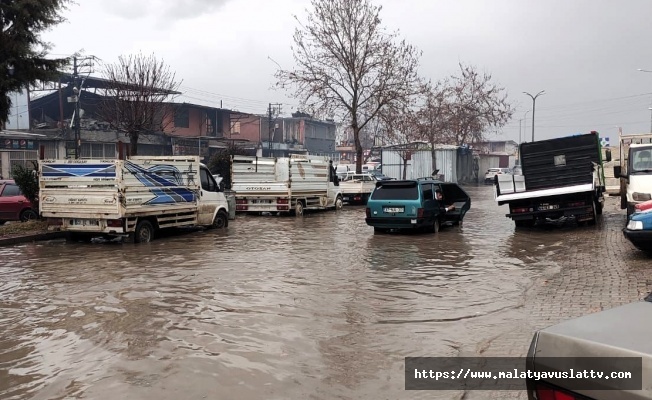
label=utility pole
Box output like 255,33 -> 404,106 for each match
268,103 -> 282,156
73,56 -> 80,159
67,55 -> 96,159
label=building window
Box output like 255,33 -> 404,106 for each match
175,107 -> 189,128
231,121 -> 240,135
206,115 -> 214,136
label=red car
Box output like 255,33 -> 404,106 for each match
0,180 -> 38,224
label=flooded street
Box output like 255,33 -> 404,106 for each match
0,185 -> 640,399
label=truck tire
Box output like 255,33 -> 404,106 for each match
211,210 -> 228,229
627,203 -> 635,218
620,191 -> 627,210
587,200 -> 598,226
134,220 -> 155,243
294,200 -> 304,216
335,195 -> 343,210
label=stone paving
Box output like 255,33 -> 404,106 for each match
469,196 -> 652,399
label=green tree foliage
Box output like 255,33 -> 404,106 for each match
0,0 -> 71,125
12,162 -> 39,206
207,143 -> 250,190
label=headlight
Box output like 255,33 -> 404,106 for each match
633,192 -> 652,201
627,220 -> 644,230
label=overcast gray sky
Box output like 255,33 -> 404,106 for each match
42,0 -> 652,145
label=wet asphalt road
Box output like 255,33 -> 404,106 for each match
0,185 -> 615,399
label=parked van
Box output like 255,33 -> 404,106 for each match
365,178 -> 471,234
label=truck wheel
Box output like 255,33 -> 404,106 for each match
294,201 -> 304,216
211,210 -> 228,229
627,204 -> 635,218
588,200 -> 598,226
433,218 -> 440,233
20,209 -> 38,222
134,220 -> 154,243
621,192 -> 627,210
335,196 -> 343,210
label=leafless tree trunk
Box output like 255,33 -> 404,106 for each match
415,83 -> 449,170
97,53 -> 181,156
276,0 -> 425,173
382,106 -> 422,180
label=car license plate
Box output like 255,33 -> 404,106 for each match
538,204 -> 559,211
343,197 -> 350,201
72,219 -> 98,226
252,199 -> 270,204
384,207 -> 404,213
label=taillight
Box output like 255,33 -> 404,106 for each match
236,199 -> 247,204
365,208 -> 371,218
535,382 -> 578,400
567,201 -> 585,207
107,219 -> 123,228
417,208 -> 424,218
277,198 -> 289,205
512,207 -> 531,213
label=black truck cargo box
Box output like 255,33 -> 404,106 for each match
520,133 -> 601,191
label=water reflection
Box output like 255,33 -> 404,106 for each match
0,185 -> 573,400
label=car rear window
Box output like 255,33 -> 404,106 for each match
371,183 -> 419,200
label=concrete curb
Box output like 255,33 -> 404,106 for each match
0,231 -> 66,247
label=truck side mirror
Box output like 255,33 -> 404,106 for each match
605,149 -> 612,162
614,166 -> 621,179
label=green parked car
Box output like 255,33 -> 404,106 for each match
364,178 -> 471,234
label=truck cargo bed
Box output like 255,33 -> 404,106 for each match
520,133 -> 601,191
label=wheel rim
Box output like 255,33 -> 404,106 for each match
336,197 -> 343,209
22,210 -> 37,221
139,227 -> 152,242
214,215 -> 226,228
296,202 -> 303,215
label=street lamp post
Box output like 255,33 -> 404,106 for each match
637,69 -> 652,133
523,90 -> 545,142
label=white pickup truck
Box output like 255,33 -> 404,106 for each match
38,151 -> 230,243
231,154 -> 343,215
614,133 -> 652,217
339,172 -> 379,204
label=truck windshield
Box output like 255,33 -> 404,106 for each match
371,183 -> 419,200
631,147 -> 652,173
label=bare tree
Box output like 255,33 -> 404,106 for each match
276,0 -> 425,174
415,82 -> 449,169
441,63 -> 514,146
97,53 -> 181,156
382,106 -> 423,180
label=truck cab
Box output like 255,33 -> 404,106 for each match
615,142 -> 652,217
